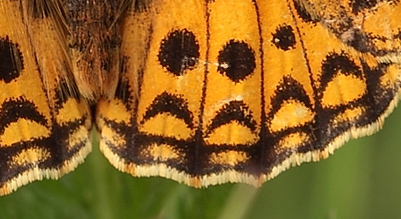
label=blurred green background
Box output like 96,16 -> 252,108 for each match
0,106 -> 400,219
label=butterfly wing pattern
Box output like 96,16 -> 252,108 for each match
0,1 -> 92,195
0,0 -> 400,195
98,0 -> 401,187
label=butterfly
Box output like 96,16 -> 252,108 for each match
0,0 -> 399,195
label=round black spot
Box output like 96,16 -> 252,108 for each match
217,40 -> 256,83
272,25 -> 296,51
0,37 -> 24,83
158,29 -> 200,76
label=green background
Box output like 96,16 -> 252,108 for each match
0,106 -> 400,219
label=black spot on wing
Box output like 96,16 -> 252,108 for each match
205,101 -> 257,136
158,29 -> 200,76
272,25 -> 296,51
141,92 -> 194,129
217,40 -> 256,83
0,37 -> 23,83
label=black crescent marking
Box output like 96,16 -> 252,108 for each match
320,52 -> 363,90
0,98 -> 48,135
270,76 -> 312,115
141,92 -> 194,129
205,100 -> 257,137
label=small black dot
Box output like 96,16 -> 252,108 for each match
217,40 -> 256,83
272,25 -> 296,51
0,37 -> 24,83
158,29 -> 200,76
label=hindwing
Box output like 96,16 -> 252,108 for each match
97,0 -> 401,187
0,0 -> 92,195
0,0 -> 400,195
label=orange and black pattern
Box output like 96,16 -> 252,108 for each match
98,0 -> 401,186
0,0 -> 400,195
0,0 -> 92,195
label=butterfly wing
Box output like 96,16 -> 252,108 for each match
96,0 -> 401,187
0,0 -> 92,195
